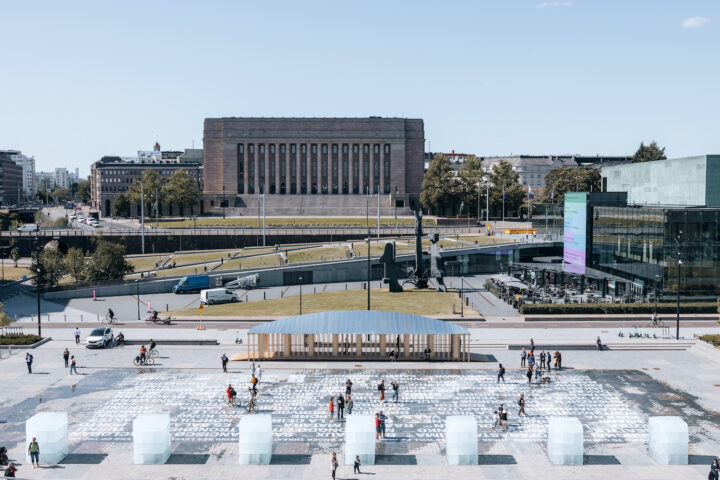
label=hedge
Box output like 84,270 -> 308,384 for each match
700,334 -> 720,347
519,302 -> 718,315
0,334 -> 44,345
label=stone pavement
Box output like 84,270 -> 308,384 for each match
1,328 -> 719,479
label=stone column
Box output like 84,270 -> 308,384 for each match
283,334 -> 291,357
379,335 -> 386,357
274,144 -> 281,194
332,334 -> 339,357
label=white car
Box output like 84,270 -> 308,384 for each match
17,224 -> 38,232
77,217 -> 86,224
86,327 -> 113,348
200,288 -> 239,305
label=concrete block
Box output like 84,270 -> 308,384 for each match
547,417 -> 583,465
26,412 -> 68,465
648,416 -> 688,465
238,414 -> 272,464
133,413 -> 171,465
445,415 -> 478,465
345,415 -> 375,465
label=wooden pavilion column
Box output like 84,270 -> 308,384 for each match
283,334 -> 291,357
355,334 -> 362,358
451,334 -> 460,360
427,334 -> 435,359
379,335 -> 386,357
308,334 -> 315,357
403,334 -> 409,358
332,334 -> 339,357
257,334 -> 266,360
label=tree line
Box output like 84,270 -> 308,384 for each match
111,168 -> 200,217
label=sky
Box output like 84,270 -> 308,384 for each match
1,0 -> 718,176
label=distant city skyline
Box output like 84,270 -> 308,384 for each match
2,0 -> 718,176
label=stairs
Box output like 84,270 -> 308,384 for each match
213,194 -> 413,217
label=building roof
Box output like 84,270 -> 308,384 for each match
248,310 -> 469,335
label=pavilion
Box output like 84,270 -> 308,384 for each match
246,311 -> 470,361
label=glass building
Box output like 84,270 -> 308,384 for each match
591,206 -> 720,298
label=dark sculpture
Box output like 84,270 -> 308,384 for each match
404,210 -> 428,289
379,242 -> 403,292
429,233 -> 447,292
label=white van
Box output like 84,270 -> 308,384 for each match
200,288 -> 239,305
17,224 -> 38,232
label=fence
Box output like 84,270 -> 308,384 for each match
1,326 -> 24,336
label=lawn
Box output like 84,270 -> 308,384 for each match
168,288 -> 476,317
286,246 -> 351,263
0,266 -> 32,281
170,250 -> 237,267
215,254 -> 285,271
127,254 -> 172,272
153,217 -> 437,228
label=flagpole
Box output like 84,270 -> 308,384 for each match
502,184 -> 505,223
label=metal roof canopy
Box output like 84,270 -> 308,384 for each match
248,311 -> 469,336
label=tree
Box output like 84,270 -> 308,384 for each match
112,192 -> 131,217
64,248 -> 86,283
632,141 -> 666,163
51,187 -> 71,202
456,156 -> 484,217
33,210 -> 45,227
9,240 -> 20,267
162,169 -> 200,216
127,169 -> 165,216
488,160 -> 524,214
31,248 -> 67,287
420,154 -> 456,214
0,302 -> 11,327
77,178 -> 91,203
543,166 -> 601,203
84,240 -> 132,281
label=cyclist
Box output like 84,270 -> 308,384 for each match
115,332 -> 125,346
148,310 -> 159,322
226,384 -> 236,405
247,387 -> 257,412
107,308 -> 115,322
139,345 -> 147,365
149,339 -> 156,354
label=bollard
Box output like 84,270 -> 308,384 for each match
9,345 -> 12,356
345,283 -> 348,290
166,304 -> 169,312
263,292 -> 266,300
80,314 -> 83,322
64,315 -> 67,322
93,290 -> 96,301
280,291 -> 283,298
47,314 -> 51,323
313,287 -> 316,294
97,314 -> 99,322
148,301 -> 152,312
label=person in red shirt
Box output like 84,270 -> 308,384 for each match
226,384 -> 236,404
375,412 -> 381,440
329,396 -> 335,421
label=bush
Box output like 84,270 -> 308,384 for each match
700,334 -> 720,347
519,302 -> 718,315
0,334 -> 44,345
53,217 -> 69,227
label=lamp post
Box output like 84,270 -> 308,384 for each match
675,231 -> 682,340
476,182 -> 481,224
367,232 -> 371,311
222,185 -> 226,219
654,273 -> 660,314
460,274 -> 464,318
299,275 -> 303,315
135,279 -> 140,321
36,267 -> 42,337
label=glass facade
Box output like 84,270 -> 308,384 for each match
591,206 -> 720,297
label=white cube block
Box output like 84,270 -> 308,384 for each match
547,417 -> 583,465
133,413 -> 171,465
345,415 -> 375,465
26,412 -> 68,465
648,416 -> 688,465
445,415 -> 478,465
238,414 -> 272,464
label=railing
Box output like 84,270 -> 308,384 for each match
1,326 -> 24,336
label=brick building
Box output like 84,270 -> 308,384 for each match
90,147 -> 202,217
202,117 -> 424,215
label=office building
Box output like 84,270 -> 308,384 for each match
1,150 -> 36,198
0,158 -> 23,205
202,117 -> 424,215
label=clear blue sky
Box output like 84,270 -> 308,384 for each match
2,0 -> 718,176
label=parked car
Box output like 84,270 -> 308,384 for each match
17,224 -> 38,232
200,288 -> 239,305
86,327 -> 113,348
172,275 -> 211,294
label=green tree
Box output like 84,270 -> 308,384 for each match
488,160 -> 524,214
51,187 -> 71,202
77,178 -> 91,203
632,141 -> 666,163
9,240 -> 20,267
84,240 -> 132,281
33,210 -> 45,227
543,166 -> 601,203
420,154 -> 456,214
53,216 -> 69,228
31,248 -> 67,287
0,301 -> 11,327
127,169 -> 165,216
456,156 -> 484,217
64,247 -> 86,283
112,192 -> 131,217
162,169 -> 200,215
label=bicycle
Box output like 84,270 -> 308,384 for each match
102,314 -> 118,325
224,392 -> 240,407
133,355 -> 154,366
147,348 -> 159,358
647,317 -> 664,328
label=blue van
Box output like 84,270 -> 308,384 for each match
172,275 -> 211,294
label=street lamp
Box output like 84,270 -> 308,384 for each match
460,274 -> 464,318
222,185 -> 226,219
135,279 -> 140,321
36,267 -> 42,337
675,231 -> 683,340
476,182 -> 481,224
366,232 -> 371,311
654,273 -> 660,314
299,275 -> 303,315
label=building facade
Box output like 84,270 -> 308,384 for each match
0,158 -> 23,205
602,155 -> 720,207
90,152 -> 203,217
1,150 -> 35,198
202,117 -> 424,215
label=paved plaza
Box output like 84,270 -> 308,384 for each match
1,327 -> 720,479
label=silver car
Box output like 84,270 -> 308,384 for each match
85,327 -> 113,348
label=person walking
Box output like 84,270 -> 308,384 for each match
518,393 -> 526,417
375,413 -> 381,440
25,353 -> 33,374
391,380 -> 399,403
557,351 -> 563,369
492,408 -> 499,431
256,365 -> 263,385
497,363 -> 505,383
526,366 -> 533,384
520,348 -> 527,367
250,362 -> 256,377
540,350 -> 546,369
378,411 -> 387,439
529,338 -> 535,353
337,393 -> 345,420
353,455 -> 362,474
378,379 -> 385,403
63,348 -> 70,367
329,396 -> 335,421
553,351 -> 559,370
74,328 -> 81,344
596,336 -> 602,351
347,394 -> 353,415
345,378 -> 353,396
69,356 -> 78,375
501,406 -> 508,430
28,437 -> 40,468
331,452 -> 338,480
221,353 -> 229,373
534,362 -> 541,382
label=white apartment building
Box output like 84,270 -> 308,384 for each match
35,171 -> 56,192
54,168 -> 70,189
